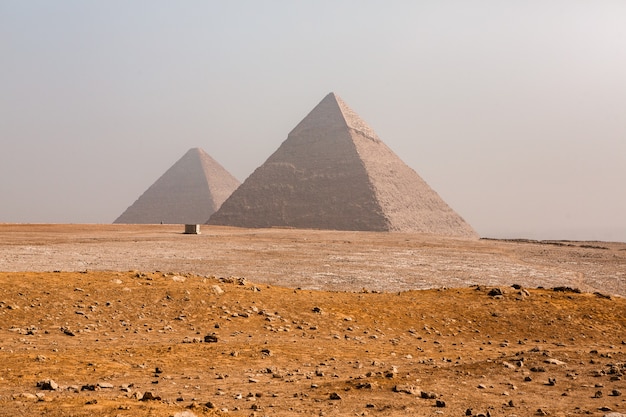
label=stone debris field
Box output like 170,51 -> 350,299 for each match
0,224 -> 625,416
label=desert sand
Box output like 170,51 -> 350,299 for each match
0,224 -> 625,416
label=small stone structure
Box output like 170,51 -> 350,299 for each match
184,224 -> 200,234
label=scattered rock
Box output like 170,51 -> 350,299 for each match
552,286 -> 581,294
62,328 -> 75,337
420,391 -> 437,399
488,288 -> 503,297
36,379 -> 59,391
15,393 -> 37,401
329,392 -> 342,400
393,384 -> 418,395
204,333 -> 218,343
594,292 -> 611,299
211,285 -> 224,295
140,391 -> 161,401
384,366 -> 398,378
173,411 -> 197,417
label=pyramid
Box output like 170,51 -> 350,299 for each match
208,93 -> 477,238
114,148 -> 240,224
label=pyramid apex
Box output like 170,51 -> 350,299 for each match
324,91 -> 343,102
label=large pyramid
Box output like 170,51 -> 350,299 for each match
208,93 -> 477,238
115,148 -> 240,224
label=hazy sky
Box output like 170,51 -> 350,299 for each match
2,1 -> 625,241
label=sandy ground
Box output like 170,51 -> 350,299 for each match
0,224 -> 624,296
0,224 -> 625,417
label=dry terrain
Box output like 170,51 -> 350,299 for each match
0,224 -> 625,416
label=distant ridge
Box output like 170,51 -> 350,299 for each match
114,148 -> 240,224
208,93 -> 477,238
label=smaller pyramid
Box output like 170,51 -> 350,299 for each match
114,148 -> 240,224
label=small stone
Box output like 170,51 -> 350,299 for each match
610,389 -> 622,396
594,390 -> 603,398
393,384 -> 417,395
16,393 -> 38,401
140,391 -> 161,401
545,358 -> 566,366
37,379 -> 59,391
204,333 -> 218,343
436,400 -> 446,408
329,392 -> 342,400
420,391 -> 437,399
488,288 -> 503,297
173,412 -> 197,417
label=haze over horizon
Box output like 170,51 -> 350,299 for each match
2,1 -> 625,242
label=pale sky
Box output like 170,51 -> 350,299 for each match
2,1 -> 625,242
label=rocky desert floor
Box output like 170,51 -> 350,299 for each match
0,224 -> 625,417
